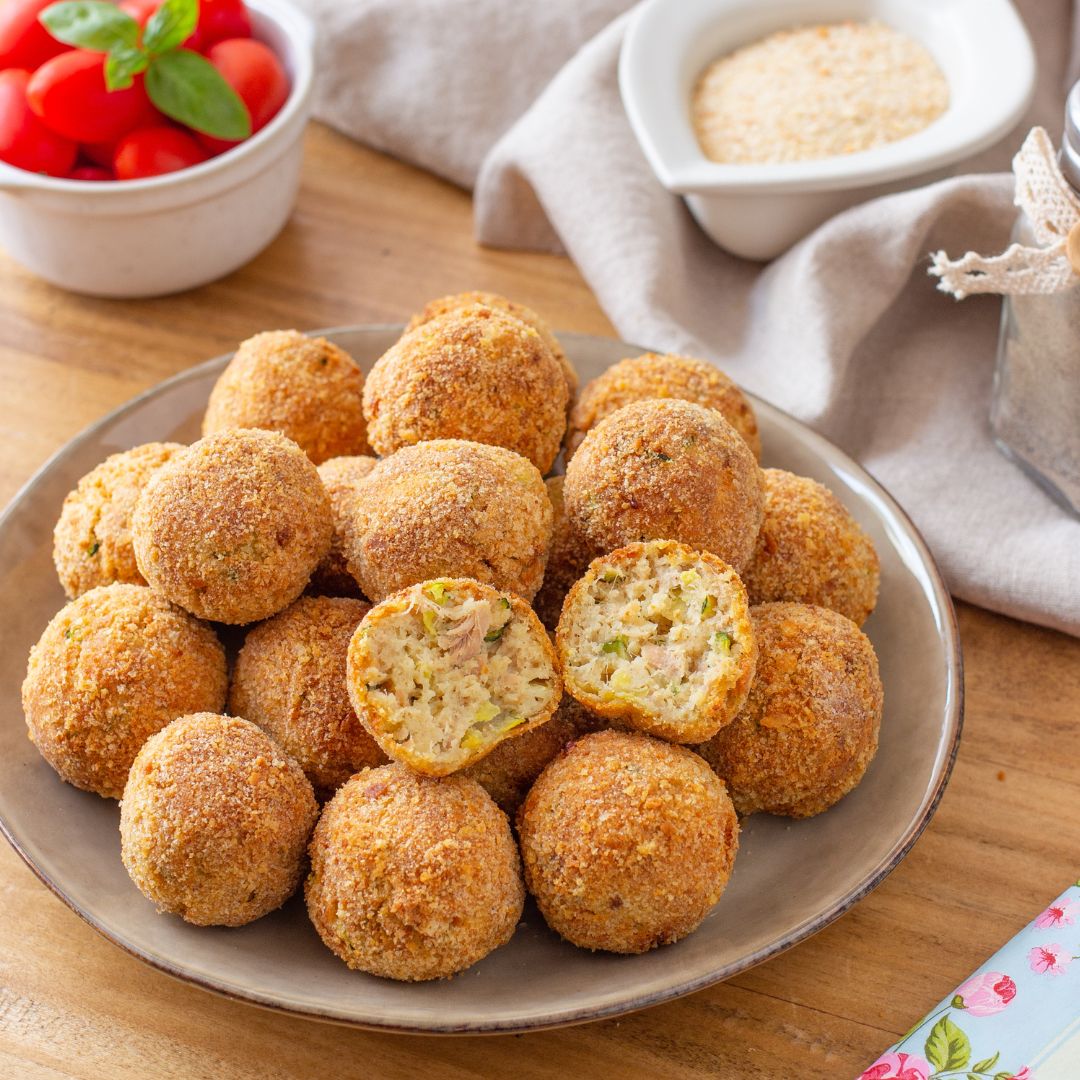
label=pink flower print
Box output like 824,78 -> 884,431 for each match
858,1052 -> 931,1080
954,970 -> 1017,1016
1008,1068 -> 1033,1080
1028,943 -> 1072,976
1034,899 -> 1079,929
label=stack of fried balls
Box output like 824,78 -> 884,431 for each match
24,294 -> 883,980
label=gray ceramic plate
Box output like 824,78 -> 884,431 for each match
0,328 -> 962,1034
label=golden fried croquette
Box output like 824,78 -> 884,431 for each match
308,455 -> 378,598
52,442 -> 184,599
405,291 -> 578,410
564,399 -> 764,572
347,579 -> 561,776
362,307 -> 568,473
697,603 -> 883,818
567,353 -> 760,461
342,439 -> 551,604
741,469 -> 880,625
305,763 -> 523,981
120,713 -> 317,926
556,541 -> 756,744
532,476 -> 596,631
132,429 -> 333,624
22,584 -> 227,799
202,331 -> 370,464
518,730 -> 739,954
228,596 -> 385,800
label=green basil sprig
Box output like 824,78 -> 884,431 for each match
39,0 -> 252,141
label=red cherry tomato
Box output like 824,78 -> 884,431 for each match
0,0 -> 71,72
118,0 -> 203,51
27,50 -> 159,143
68,164 -> 114,181
0,69 -> 76,176
81,140 -> 117,168
197,0 -> 252,49
197,38 -> 287,154
114,125 -> 207,179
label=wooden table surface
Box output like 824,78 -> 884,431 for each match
1,125 -> 1078,1080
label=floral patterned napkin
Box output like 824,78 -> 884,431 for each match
859,881 -> 1080,1080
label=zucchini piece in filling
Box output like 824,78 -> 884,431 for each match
555,540 -> 756,743
347,578 -> 562,776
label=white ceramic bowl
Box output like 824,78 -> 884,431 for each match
620,0 -> 1035,260
0,0 -> 314,297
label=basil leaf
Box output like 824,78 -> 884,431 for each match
40,0 -> 139,51
142,0 -> 198,55
104,44 -> 150,91
145,49 -> 252,141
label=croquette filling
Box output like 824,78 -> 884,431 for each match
361,583 -> 556,764
567,555 -> 746,720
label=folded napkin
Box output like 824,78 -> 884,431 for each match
296,0 -> 1080,636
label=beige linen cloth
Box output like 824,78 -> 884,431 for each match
296,0 -> 1080,636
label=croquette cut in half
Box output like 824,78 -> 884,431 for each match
202,330 -> 370,465
342,439 -> 552,604
120,713 -> 318,927
362,306 -> 568,473
53,441 -> 185,599
305,763 -> 524,981
532,475 -> 596,632
518,730 -> 739,954
132,428 -> 333,624
741,469 -> 881,626
308,454 -> 378,598
697,603 -> 883,818
564,398 -> 764,573
557,541 -> 756,744
22,583 -> 227,799
405,291 -> 579,412
347,579 -> 562,776
228,595 -> 386,800
566,352 -> 760,462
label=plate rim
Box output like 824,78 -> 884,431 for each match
0,326 -> 964,1035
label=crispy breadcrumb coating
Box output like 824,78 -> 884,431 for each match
309,455 -> 378,598
203,331 -> 370,464
697,603 -> 883,817
532,476 -> 597,632
53,442 -> 184,599
120,713 -> 317,926
305,763 -> 523,981
22,584 -> 227,799
518,730 -> 739,953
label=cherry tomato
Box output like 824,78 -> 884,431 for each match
81,140 -> 118,168
68,164 -> 114,181
118,0 -> 203,51
27,50 -> 159,144
197,38 -> 287,154
0,69 -> 76,176
0,0 -> 71,72
197,0 -> 252,49
114,125 -> 207,179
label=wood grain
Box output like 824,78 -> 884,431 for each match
1,123 -> 1077,1079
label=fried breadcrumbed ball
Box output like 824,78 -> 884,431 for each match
202,330 -> 370,465
566,353 -> 760,462
518,730 -> 739,954
532,476 -> 597,632
565,399 -> 764,572
405,291 -> 578,412
306,763 -> 524,981
308,455 -> 378,598
132,429 -> 333,624
342,439 -> 551,604
741,469 -> 880,626
698,602 -> 883,818
53,442 -> 185,599
348,578 -> 562,777
228,596 -> 385,800
557,540 -> 755,744
363,306 -> 568,473
22,584 -> 227,799
120,713 -> 317,926
463,692 -> 606,816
